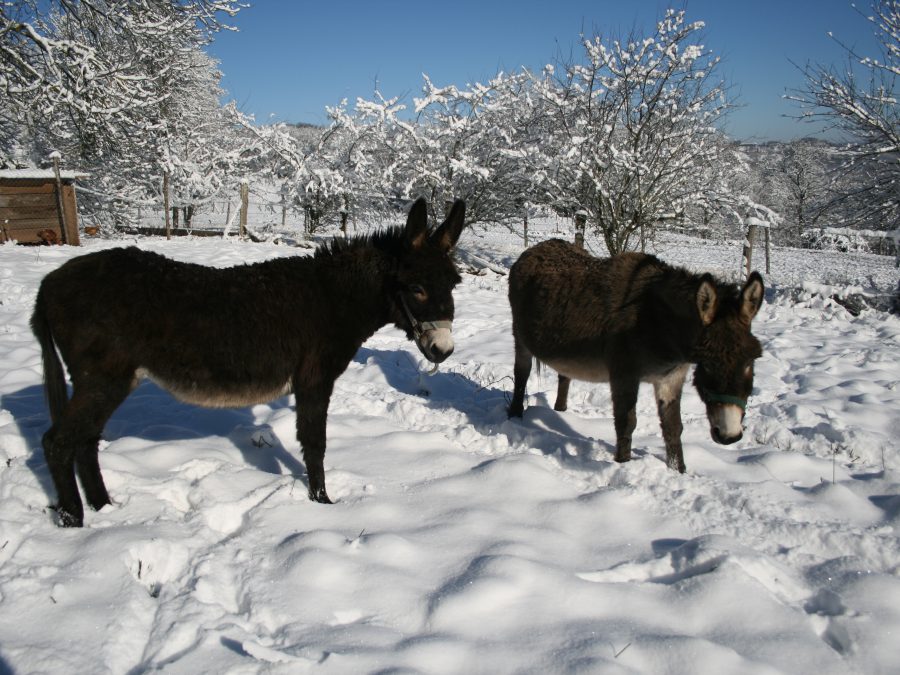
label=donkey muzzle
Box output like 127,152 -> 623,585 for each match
417,322 -> 454,363
707,403 -> 744,445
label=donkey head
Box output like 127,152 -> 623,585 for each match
692,271 -> 764,445
393,197 -> 466,363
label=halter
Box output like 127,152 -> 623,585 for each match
699,388 -> 747,410
398,294 -> 452,340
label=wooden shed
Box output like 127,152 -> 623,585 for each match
0,169 -> 87,245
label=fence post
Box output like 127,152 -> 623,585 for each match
50,152 -> 70,245
340,194 -> 349,238
239,180 -> 249,240
742,223 -> 758,280
523,207 -> 529,248
574,210 -> 587,249
163,172 -> 171,240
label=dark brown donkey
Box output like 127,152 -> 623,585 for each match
508,239 -> 764,473
31,198 -> 466,526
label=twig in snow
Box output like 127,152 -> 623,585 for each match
611,641 -> 631,658
475,375 -> 513,395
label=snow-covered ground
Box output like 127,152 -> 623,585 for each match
0,219 -> 898,674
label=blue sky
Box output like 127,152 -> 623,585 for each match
206,0 -> 881,141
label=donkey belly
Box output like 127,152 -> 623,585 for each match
135,368 -> 293,408
542,357 -> 610,383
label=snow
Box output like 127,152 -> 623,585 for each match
0,169 -> 89,181
0,220 -> 898,674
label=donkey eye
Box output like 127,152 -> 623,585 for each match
409,284 -> 427,299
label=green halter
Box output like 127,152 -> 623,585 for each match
700,388 -> 748,410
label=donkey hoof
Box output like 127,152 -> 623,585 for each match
613,452 -> 632,464
52,505 -> 83,528
507,404 -> 524,419
87,494 -> 112,512
308,487 -> 333,504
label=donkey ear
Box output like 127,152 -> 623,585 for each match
740,271 -> 764,324
696,277 -> 718,326
431,199 -> 466,252
406,197 -> 429,249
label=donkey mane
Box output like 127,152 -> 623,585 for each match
639,255 -> 747,319
315,225 -> 410,260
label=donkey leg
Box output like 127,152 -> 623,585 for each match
44,378 -> 130,525
554,376 -> 571,412
610,377 -> 639,463
654,365 -> 689,473
74,378 -> 132,511
42,426 -> 83,527
295,382 -> 335,504
509,338 -> 533,418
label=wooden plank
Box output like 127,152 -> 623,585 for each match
0,183 -> 55,195
0,193 -> 58,208
0,205 -> 59,220
4,217 -> 63,229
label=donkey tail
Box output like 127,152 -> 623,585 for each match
30,287 -> 68,424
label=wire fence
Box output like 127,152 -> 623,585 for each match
76,180 -> 330,239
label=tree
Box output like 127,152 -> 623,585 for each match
527,9 -> 731,253
1,1 -> 242,145
321,72 -> 538,228
404,72 -> 537,225
1,0 -> 248,226
789,0 -> 900,230
776,140 -> 834,242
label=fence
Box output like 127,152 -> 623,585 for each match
79,180 -> 327,241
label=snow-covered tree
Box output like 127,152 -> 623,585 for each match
775,139 -> 835,242
789,0 -> 900,229
404,72 -> 536,225
1,0 -> 241,144
527,9 -> 731,253
1,0 -> 248,225
321,73 -> 537,228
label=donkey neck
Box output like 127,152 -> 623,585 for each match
310,242 -> 395,337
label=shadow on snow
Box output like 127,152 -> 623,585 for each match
1,381 -> 304,511
354,346 -> 622,474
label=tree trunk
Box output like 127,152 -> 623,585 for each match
574,210 -> 587,249
523,208 -> 529,248
163,172 -> 171,240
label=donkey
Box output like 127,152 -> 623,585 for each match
31,198 -> 466,526
507,239 -> 764,473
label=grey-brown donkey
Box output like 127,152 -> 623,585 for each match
508,239 -> 764,472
